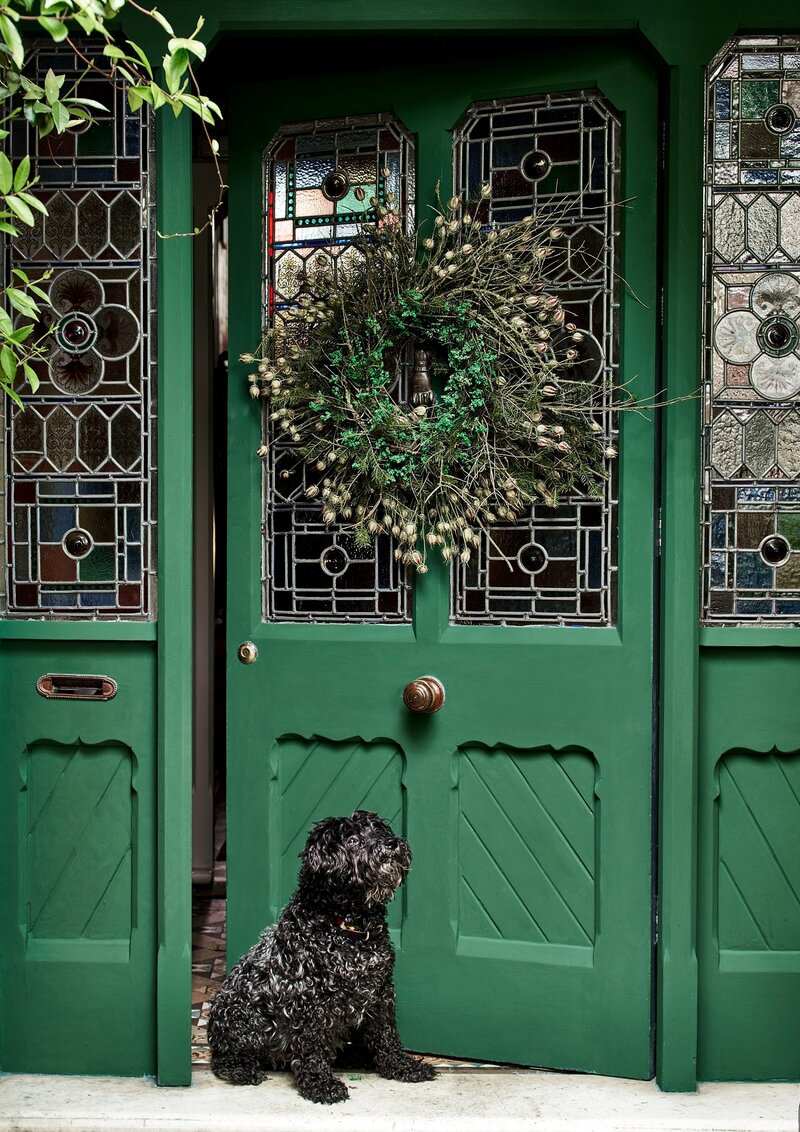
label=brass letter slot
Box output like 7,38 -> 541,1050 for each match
37,673 -> 117,701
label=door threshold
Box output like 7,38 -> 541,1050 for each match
0,1070 -> 796,1131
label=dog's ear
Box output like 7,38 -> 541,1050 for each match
301,816 -> 353,879
351,809 -> 379,822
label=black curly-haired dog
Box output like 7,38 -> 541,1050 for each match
207,810 -> 437,1104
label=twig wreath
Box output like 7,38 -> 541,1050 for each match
244,188 -> 622,572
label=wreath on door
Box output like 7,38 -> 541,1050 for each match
244,190 -> 620,571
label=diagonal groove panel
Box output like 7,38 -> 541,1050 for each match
460,747 -> 594,945
461,810 -> 548,941
718,752 -> 800,950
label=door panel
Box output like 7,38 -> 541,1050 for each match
227,34 -> 658,1077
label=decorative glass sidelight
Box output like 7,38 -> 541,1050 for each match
703,37 -> 800,623
2,45 -> 156,618
451,91 -> 621,625
262,114 -> 415,621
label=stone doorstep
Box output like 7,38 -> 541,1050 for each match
0,1069 -> 798,1132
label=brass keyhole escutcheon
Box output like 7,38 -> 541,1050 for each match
403,675 -> 445,714
238,641 -> 258,665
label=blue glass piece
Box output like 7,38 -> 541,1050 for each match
126,508 -> 141,542
715,123 -> 731,159
39,481 -> 75,496
124,116 -> 140,157
79,591 -> 117,607
736,598 -> 773,613
127,545 -> 142,581
42,591 -> 78,607
738,486 -> 776,501
711,513 -> 727,548
742,55 -> 781,71
776,599 -> 800,613
781,127 -> 800,157
295,156 -> 335,189
78,480 -> 112,495
736,550 -> 773,589
37,167 -> 74,184
591,131 -> 605,189
780,170 -> 800,184
587,530 -> 602,588
711,551 -> 727,587
742,169 -> 778,184
716,81 -> 731,120
79,166 -> 116,182
778,486 -> 800,500
468,142 -> 483,198
492,136 -> 536,168
39,507 -> 76,542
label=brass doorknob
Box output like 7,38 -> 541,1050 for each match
403,675 -> 445,714
238,641 -> 258,664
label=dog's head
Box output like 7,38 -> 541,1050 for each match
299,810 -> 411,909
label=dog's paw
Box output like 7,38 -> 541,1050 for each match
377,1055 -> 438,1083
298,1075 -> 350,1104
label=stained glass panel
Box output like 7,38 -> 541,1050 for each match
3,45 -> 155,618
262,114 -> 415,621
451,91 -> 620,625
703,38 -> 800,623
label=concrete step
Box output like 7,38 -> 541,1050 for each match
0,1068 -> 797,1132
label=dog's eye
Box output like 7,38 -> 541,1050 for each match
346,834 -> 359,847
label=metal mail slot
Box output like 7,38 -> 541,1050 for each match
36,674 -> 117,701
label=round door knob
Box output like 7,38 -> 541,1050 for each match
237,641 -> 258,665
403,675 -> 445,714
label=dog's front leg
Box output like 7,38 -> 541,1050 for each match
290,1045 -> 350,1104
362,979 -> 437,1083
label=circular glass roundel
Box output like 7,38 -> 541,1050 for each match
520,150 -> 552,183
757,314 -> 799,358
517,542 -> 548,575
63,527 -> 94,560
320,545 -> 349,576
321,170 -> 350,202
759,533 -> 792,567
55,312 -> 97,354
565,329 -> 604,382
765,103 -> 796,135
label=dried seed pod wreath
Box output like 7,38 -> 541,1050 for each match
245,188 -> 623,572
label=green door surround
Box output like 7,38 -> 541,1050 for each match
2,0 -> 799,1092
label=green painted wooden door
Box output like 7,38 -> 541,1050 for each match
227,33 -> 659,1077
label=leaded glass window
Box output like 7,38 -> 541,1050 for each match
702,37 -> 800,624
451,91 -> 620,625
262,114 -> 415,621
2,45 -> 156,618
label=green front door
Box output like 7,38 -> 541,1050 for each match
226,33 -> 659,1077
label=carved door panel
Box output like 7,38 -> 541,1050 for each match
227,34 -> 658,1076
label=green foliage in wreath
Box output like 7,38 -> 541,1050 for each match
245,189 -> 620,571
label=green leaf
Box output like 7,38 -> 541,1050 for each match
51,101 -> 70,133
0,308 -> 12,334
0,129 -> 9,140
163,48 -> 189,95
22,361 -> 39,393
148,81 -> 167,110
37,15 -> 69,41
3,381 -> 23,408
43,68 -> 64,105
6,285 -> 38,316
148,8 -> 175,36
126,40 -> 153,78
167,37 -> 206,63
0,220 -> 18,235
0,13 -> 24,69
127,85 -> 154,112
12,154 -> 30,191
64,96 -> 109,112
9,323 -> 34,343
27,284 -> 50,302
11,267 -> 28,282
0,150 -> 13,194
17,192 -> 47,215
103,44 -> 127,61
0,344 -> 17,382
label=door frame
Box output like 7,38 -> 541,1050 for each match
159,0 -> 794,1092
